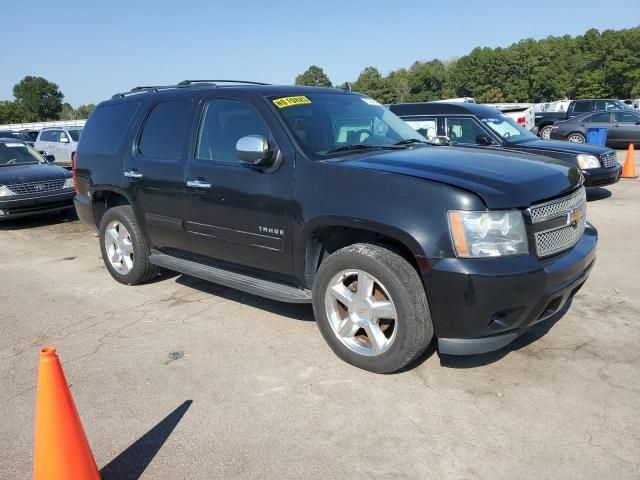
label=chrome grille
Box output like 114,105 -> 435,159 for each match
528,187 -> 587,257
528,187 -> 586,224
6,179 -> 65,195
600,152 -> 618,168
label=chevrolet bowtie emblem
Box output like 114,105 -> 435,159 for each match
568,207 -> 582,228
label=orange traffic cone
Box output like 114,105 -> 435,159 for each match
33,347 -> 101,480
621,144 -> 638,178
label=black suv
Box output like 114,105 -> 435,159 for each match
74,81 -> 597,373
389,102 -> 621,188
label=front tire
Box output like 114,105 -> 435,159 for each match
99,205 -> 159,285
312,243 -> 433,373
567,132 -> 586,143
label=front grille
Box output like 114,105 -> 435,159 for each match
528,187 -> 587,257
528,187 -> 586,224
6,179 -> 65,195
600,152 -> 618,168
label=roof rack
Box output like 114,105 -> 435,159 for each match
112,80 -> 271,99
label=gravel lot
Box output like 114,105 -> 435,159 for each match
1,151 -> 638,479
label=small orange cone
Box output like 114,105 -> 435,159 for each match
33,347 -> 101,480
621,144 -> 638,178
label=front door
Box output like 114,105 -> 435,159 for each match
183,96 -> 295,278
124,97 -> 194,256
611,111 -> 640,146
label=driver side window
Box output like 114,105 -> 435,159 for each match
445,117 -> 485,144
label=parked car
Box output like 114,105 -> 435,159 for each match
0,130 -> 32,145
0,138 -> 75,220
535,99 -> 630,139
34,127 -> 82,166
74,81 -> 596,373
550,109 -> 640,148
389,102 -> 621,188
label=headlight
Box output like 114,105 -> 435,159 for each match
577,154 -> 600,169
0,185 -> 13,197
448,210 -> 528,257
63,178 -> 75,189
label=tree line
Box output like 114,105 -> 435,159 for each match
295,27 -> 640,104
0,76 -> 95,124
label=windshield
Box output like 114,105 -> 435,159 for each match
273,93 -> 426,158
68,129 -> 82,141
0,142 -> 45,166
0,131 -> 28,141
481,114 -> 538,142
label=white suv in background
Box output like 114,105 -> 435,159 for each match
34,127 -> 82,166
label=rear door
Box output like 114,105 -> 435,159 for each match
612,111 -> 640,146
183,94 -> 295,277
124,97 -> 194,255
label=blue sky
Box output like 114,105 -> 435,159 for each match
1,0 -> 638,106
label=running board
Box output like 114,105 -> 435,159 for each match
148,251 -> 312,303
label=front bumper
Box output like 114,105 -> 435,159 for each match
424,224 -> 597,355
582,165 -> 622,187
0,190 -> 75,220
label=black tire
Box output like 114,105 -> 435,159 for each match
312,243 -> 433,373
98,205 -> 159,285
539,125 -> 553,140
567,132 -> 586,143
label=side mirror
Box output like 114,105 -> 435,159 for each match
476,134 -> 493,145
45,155 -> 56,163
236,135 -> 273,166
60,136 -> 70,144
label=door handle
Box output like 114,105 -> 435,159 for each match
186,179 -> 212,189
124,170 -> 143,179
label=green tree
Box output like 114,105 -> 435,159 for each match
76,104 -> 96,119
13,76 -> 64,122
0,101 -> 23,124
60,103 -> 78,120
295,65 -> 332,87
351,66 -> 393,103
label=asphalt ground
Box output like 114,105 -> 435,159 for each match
1,149 -> 638,479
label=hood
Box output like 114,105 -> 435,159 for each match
0,163 -> 71,185
338,147 -> 582,209
509,138 -> 611,156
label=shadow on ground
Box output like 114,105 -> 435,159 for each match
586,187 -> 612,202
0,210 -> 78,230
100,400 -> 193,480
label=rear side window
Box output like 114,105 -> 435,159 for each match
572,101 -> 591,113
138,99 -> 193,160
589,112 -> 611,123
79,102 -> 140,154
39,130 -> 56,142
614,111 -> 639,123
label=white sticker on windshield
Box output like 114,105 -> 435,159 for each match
5,143 -> 24,147
361,97 -> 381,106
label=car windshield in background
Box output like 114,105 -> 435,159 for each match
68,129 -> 82,141
482,114 -> 538,142
273,93 -> 427,158
0,142 -> 45,166
0,131 -> 27,141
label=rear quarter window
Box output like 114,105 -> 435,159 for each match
78,102 -> 140,155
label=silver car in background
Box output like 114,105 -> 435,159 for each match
34,127 -> 82,166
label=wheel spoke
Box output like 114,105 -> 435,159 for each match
370,300 -> 396,320
337,318 -> 359,337
117,224 -> 128,241
364,322 -> 389,353
109,249 -> 120,264
330,283 -> 354,308
107,227 -> 119,244
120,240 -> 133,255
356,271 -> 375,300
121,253 -> 133,271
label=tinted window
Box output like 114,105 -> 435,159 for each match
196,99 -> 269,163
67,129 -> 82,141
445,117 -> 486,144
79,102 -> 140,155
39,130 -> 55,142
615,111 -> 640,123
589,112 -> 611,123
572,101 -> 591,113
138,100 -> 192,160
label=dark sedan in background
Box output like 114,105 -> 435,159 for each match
550,109 -> 640,148
0,139 -> 75,220
389,102 -> 621,187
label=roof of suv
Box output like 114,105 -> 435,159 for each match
389,102 -> 502,117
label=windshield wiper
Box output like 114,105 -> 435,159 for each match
393,138 -> 429,146
325,144 -> 403,154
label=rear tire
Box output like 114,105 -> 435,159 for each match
539,125 -> 553,140
312,243 -> 433,373
99,205 -> 159,285
568,132 -> 586,143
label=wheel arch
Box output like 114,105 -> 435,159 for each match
298,217 -> 429,290
90,186 -> 134,228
